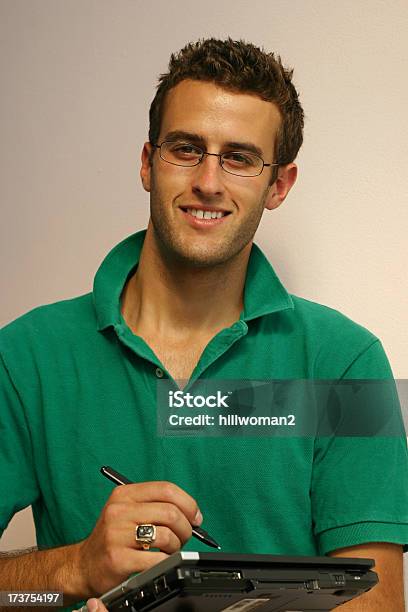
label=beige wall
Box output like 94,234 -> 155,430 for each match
1,0 -> 407,599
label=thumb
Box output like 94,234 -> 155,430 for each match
76,598 -> 108,612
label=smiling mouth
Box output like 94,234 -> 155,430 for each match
180,207 -> 231,220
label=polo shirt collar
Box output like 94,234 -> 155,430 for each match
93,229 -> 293,331
242,242 -> 294,321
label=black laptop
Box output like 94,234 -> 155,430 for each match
99,551 -> 378,611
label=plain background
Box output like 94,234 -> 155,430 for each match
1,0 -> 407,602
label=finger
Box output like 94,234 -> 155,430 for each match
77,598 -> 106,612
104,549 -> 169,581
103,501 -> 193,545
132,525 -> 181,554
110,481 -> 202,526
86,599 -> 102,612
103,518 -> 183,553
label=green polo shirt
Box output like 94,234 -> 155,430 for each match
1,230 -> 407,601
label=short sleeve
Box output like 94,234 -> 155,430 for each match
0,351 -> 40,538
311,340 -> 408,554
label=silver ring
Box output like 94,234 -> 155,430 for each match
135,523 -> 157,550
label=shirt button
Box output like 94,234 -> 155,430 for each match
155,367 -> 164,378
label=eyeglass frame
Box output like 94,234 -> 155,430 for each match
150,141 -> 281,178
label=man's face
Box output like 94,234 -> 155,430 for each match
141,79 -> 290,268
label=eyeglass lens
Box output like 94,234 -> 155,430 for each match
160,141 -> 264,177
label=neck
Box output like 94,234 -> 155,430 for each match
121,226 -> 251,339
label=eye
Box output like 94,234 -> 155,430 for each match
222,151 -> 257,167
168,142 -> 202,158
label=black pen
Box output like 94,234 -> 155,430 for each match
100,465 -> 221,549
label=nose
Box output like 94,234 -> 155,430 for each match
191,153 -> 225,200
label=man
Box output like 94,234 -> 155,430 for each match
0,39 -> 407,611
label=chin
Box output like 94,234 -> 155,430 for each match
151,218 -> 251,269
170,242 -> 246,269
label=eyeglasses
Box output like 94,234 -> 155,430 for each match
151,141 -> 280,177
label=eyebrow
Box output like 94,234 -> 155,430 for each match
162,130 -> 265,158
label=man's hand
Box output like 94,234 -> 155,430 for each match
328,542 -> 404,611
75,597 -> 107,612
75,481 -> 202,598
0,481 -> 201,606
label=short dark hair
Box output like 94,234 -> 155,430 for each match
149,38 -> 304,168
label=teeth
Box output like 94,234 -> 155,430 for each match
186,208 -> 225,219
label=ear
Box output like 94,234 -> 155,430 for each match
264,163 -> 298,211
140,142 -> 153,192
